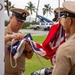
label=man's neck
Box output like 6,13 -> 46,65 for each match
8,24 -> 18,33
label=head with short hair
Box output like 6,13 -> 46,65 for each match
53,7 -> 64,21
62,1 -> 75,34
62,1 -> 75,18
9,8 -> 29,32
10,8 -> 29,22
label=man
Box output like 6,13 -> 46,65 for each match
52,1 -> 75,75
53,7 -> 64,22
5,8 -> 33,75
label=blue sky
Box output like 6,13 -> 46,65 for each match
8,0 -> 75,20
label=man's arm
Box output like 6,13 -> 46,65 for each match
5,35 -> 12,43
5,33 -> 24,43
24,42 -> 33,59
52,47 -> 71,75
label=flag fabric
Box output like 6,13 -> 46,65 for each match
42,23 -> 66,65
24,33 -> 46,56
8,38 -> 25,60
8,41 -> 21,56
8,33 -> 46,60
30,41 -> 46,56
8,24 -> 66,65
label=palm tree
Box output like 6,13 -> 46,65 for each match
8,1 -> 15,9
5,1 -> 15,10
5,0 -> 15,16
25,1 -> 36,22
42,4 -> 53,18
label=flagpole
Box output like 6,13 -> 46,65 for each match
0,0 -> 4,74
35,0 -> 40,22
58,0 -> 60,19
5,0 -> 9,16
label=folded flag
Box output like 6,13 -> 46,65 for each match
8,33 -> 46,60
8,41 -> 20,56
8,39 -> 25,60
24,33 -> 46,56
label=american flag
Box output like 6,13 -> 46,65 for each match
24,33 -> 46,56
8,24 -> 66,65
8,39 -> 25,60
8,33 -> 46,60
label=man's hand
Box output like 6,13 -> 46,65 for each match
10,33 -> 24,40
24,42 -> 32,52
5,33 -> 24,43
24,41 -> 33,59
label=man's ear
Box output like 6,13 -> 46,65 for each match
10,16 -> 13,21
10,16 -> 12,19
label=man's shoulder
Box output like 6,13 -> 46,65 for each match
5,26 -> 8,31
5,26 -> 12,35
57,40 -> 74,55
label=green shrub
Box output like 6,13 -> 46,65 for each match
5,20 -> 39,29
5,20 -> 9,26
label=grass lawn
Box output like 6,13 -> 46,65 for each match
24,35 -> 52,75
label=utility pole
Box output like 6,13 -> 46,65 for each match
0,0 -> 4,74
5,0 -> 9,16
58,0 -> 60,19
35,0 -> 40,22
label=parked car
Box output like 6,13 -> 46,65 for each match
27,22 -> 54,31
28,24 -> 40,30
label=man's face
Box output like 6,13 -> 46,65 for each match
64,17 -> 71,33
10,15 -> 24,32
60,17 -> 70,33
60,18 -> 65,27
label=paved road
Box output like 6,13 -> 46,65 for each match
20,29 -> 49,35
